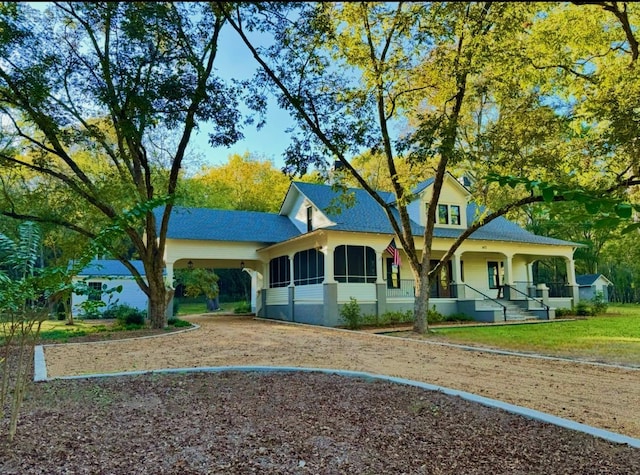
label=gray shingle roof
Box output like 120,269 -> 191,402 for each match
157,206 -> 300,243
75,259 -> 146,277
293,182 -> 418,234
294,182 -> 578,247
154,183 -> 578,248
575,274 -> 612,286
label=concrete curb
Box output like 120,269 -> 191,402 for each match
33,322 -> 200,382
254,317 -> 640,371
36,365 -> 640,449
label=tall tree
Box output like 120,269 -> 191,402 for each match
0,3 -> 244,328
222,2 -> 640,333
179,153 -> 293,212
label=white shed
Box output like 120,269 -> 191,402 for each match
576,274 -> 613,302
71,260 -> 148,316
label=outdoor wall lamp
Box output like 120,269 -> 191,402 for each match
188,260 -> 193,269
240,261 -> 245,269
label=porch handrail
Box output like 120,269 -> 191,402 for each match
505,284 -> 550,320
463,284 -> 507,321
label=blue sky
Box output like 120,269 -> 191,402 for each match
26,2 -> 295,172
187,25 -> 295,172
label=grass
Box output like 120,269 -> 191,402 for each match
32,320 -> 111,343
1,317 -> 193,344
426,303 -> 640,366
175,300 -> 249,316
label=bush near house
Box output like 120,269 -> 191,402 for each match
349,304 -> 473,329
102,304 -> 146,328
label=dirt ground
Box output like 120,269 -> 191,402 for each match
41,314 -> 640,439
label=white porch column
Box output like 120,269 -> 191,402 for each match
504,253 -> 514,286
526,262 -> 534,285
322,246 -> 336,283
164,260 -> 175,318
452,252 -> 465,299
376,250 -> 385,284
452,252 -> 463,283
526,261 -> 536,298
565,255 -> 580,304
565,256 -> 577,285
288,253 -> 295,287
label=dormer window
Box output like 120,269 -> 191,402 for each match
438,204 -> 449,224
306,206 -> 313,232
433,204 -> 461,226
450,205 -> 461,225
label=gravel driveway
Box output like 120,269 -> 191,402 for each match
41,314 -> 640,438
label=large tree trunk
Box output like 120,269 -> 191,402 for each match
413,256 -> 432,334
147,265 -> 168,329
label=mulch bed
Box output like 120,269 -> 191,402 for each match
0,371 -> 638,474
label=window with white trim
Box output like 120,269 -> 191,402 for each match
432,203 -> 462,226
88,281 -> 103,301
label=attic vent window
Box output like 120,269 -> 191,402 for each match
306,206 -> 313,232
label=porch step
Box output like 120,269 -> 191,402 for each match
497,299 -> 539,321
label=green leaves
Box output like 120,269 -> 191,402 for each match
486,173 -> 638,235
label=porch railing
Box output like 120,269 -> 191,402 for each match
386,280 -> 459,299
463,284 -> 507,321
545,282 -> 573,298
386,279 -> 415,298
505,284 -> 550,320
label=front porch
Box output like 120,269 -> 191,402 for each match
258,240 -> 580,326
260,277 -> 577,326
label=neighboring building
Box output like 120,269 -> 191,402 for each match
158,174 -> 582,326
576,274 -> 613,302
71,260 -> 148,316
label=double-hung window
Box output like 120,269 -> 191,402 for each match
435,204 -> 461,226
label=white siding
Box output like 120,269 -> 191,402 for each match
337,283 -> 376,303
266,287 -> 289,305
286,192 -> 334,233
294,284 -> 323,302
71,277 -> 147,316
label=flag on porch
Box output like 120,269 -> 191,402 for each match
386,239 -> 401,267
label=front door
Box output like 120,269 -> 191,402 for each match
487,261 -> 500,290
430,260 -> 452,298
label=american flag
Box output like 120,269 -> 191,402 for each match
386,239 -> 401,267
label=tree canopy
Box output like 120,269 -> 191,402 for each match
0,2 -> 248,327
221,1 -> 640,331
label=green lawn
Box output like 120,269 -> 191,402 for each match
429,304 -> 640,366
31,319 -> 111,342
175,300 -> 249,316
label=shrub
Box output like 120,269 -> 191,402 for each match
444,312 -> 474,322
233,301 -> 251,314
555,307 -> 573,317
575,301 -> 593,317
340,297 -> 361,330
427,305 -> 444,324
590,291 -> 608,315
104,304 -> 146,327
167,317 -> 191,328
